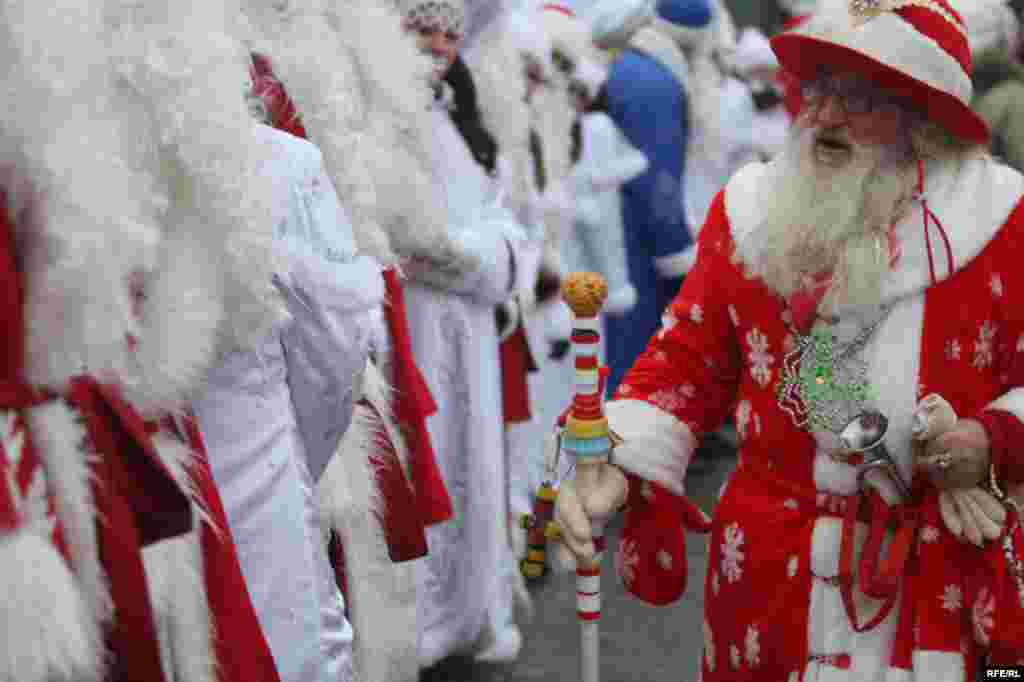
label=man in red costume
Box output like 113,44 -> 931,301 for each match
0,1 -> 285,681
556,0 -> 1024,679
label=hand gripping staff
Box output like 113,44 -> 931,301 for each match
559,272 -> 615,682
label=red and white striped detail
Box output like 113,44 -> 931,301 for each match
576,535 -> 607,621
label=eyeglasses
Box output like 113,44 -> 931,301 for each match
800,75 -> 904,116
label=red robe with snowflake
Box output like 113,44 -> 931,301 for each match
605,156 -> 1024,681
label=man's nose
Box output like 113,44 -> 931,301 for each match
814,94 -> 847,125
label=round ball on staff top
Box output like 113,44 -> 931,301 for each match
562,272 -> 608,317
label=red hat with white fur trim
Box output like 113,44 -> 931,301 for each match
770,0 -> 990,143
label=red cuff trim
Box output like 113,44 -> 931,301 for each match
975,410 -> 1024,486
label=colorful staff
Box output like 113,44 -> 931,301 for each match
559,271 -> 612,682
519,480 -> 559,580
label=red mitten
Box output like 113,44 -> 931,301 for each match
616,474 -> 712,606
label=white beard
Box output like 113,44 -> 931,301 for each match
740,123 -> 915,312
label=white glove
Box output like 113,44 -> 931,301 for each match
939,487 -> 1007,546
913,394 -> 1008,545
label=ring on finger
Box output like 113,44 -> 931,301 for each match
936,453 -> 952,470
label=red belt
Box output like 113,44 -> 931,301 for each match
838,488 -> 920,632
740,461 -> 920,632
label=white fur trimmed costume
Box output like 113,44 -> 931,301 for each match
0,0 -> 288,679
194,124 -> 388,682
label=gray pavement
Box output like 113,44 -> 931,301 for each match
420,439 -> 738,682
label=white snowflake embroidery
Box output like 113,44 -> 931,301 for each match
783,498 -> 799,511
990,273 -> 1004,298
617,538 -> 640,588
721,522 -> 746,584
659,308 -> 680,340
754,414 -> 763,436
648,383 -> 696,412
787,556 -> 799,578
656,549 -> 673,571
946,339 -> 961,361
920,525 -> 940,544
711,570 -> 721,596
728,305 -> 740,327
690,304 -> 704,324
730,644 -> 742,670
940,584 -> 963,613
744,625 -> 761,668
746,328 -> 774,387
973,321 -> 996,369
973,587 -> 996,646
1,410 -> 55,539
735,401 -> 752,441
703,620 -> 716,672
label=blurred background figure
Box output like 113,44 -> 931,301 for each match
684,0 -> 759,235
962,0 -> 1024,172
595,0 -> 713,395
732,26 -> 790,162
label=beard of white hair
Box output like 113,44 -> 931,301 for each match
741,122 -> 915,313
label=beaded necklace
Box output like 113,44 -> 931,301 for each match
777,303 -> 894,434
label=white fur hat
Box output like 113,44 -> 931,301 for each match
585,0 -> 657,47
958,0 -> 1018,55
732,26 -> 778,74
397,0 -> 468,36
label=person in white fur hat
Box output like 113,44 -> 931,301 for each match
235,4 -> 461,681
0,0 -> 292,680
190,59 -> 394,682
733,26 -> 792,161
684,0 -> 761,233
391,0 -> 543,668
466,0 -> 641,646
555,0 -> 1024,678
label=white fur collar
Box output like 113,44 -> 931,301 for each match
725,155 -> 1024,307
627,27 -> 691,91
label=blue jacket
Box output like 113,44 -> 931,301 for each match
603,47 -> 693,393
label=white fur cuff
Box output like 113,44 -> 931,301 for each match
986,387 -> 1024,424
604,284 -> 638,316
910,651 -> 965,681
655,250 -> 694,278
605,399 -> 696,496
0,531 -> 102,682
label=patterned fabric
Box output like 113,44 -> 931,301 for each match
402,0 -> 466,36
